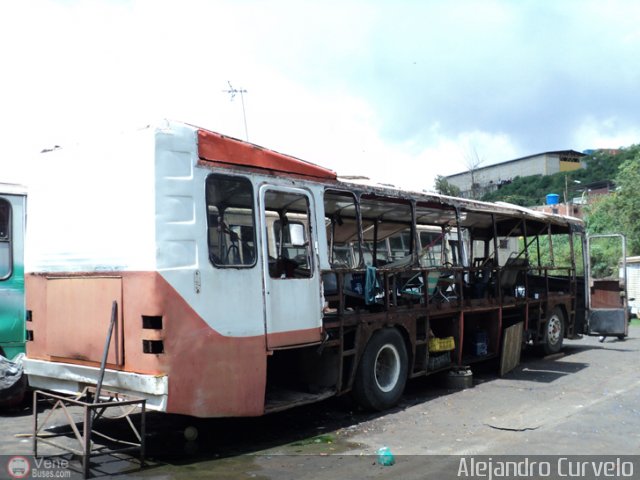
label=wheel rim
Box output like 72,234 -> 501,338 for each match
547,314 -> 562,345
374,343 -> 401,393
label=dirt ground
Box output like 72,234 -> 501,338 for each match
1,328 -> 639,479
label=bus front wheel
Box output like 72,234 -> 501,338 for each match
353,328 -> 408,411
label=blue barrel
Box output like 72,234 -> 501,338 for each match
473,330 -> 489,357
546,193 -> 560,205
474,330 -> 488,356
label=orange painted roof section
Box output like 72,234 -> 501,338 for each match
197,129 -> 337,180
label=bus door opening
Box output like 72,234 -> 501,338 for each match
587,234 -> 629,339
260,187 -> 322,349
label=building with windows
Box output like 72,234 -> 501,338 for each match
445,150 -> 586,199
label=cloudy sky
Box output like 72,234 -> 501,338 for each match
2,0 -> 640,190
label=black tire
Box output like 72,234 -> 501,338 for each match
353,328 -> 408,411
542,307 -> 565,355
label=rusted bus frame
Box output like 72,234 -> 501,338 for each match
548,223 -> 555,267
322,267 -> 451,393
567,227 -> 578,337
491,213 -> 501,303
322,272 -> 507,384
545,224 -> 552,297
201,132 -> 585,404
522,218 -> 531,331
325,227 -> 575,310
321,203 -> 582,393
356,191 -> 416,270
33,387 -> 146,479
528,221 -> 578,300
298,178 -> 583,396
322,270 -> 489,395
523,217 -> 531,302
481,212 -> 507,354
522,219 -> 579,342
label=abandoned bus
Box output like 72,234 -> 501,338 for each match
23,121 -> 628,416
0,183 -> 27,360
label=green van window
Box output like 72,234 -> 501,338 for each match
0,199 -> 11,279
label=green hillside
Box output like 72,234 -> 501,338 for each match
477,145 -> 640,256
480,146 -> 640,206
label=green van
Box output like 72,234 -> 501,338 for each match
0,184 -> 26,360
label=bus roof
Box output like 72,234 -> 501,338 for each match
195,123 -> 581,232
336,177 -> 583,233
197,128 -> 337,180
0,182 -> 27,196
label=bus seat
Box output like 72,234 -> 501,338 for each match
470,258 -> 494,298
322,272 -> 338,296
364,265 -> 381,305
500,258 -> 528,295
382,254 -> 414,270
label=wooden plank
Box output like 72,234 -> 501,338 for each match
500,321 -> 523,376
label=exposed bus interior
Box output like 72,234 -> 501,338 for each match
320,188 -> 585,395
204,178 -> 586,409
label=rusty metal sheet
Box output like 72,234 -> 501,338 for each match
45,277 -> 123,366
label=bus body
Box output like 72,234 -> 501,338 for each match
0,183 -> 26,360
625,256 -> 640,317
23,121 -> 621,417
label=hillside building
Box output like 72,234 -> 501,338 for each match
532,180 -> 615,219
445,150 -> 586,199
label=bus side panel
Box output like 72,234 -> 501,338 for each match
150,272 -> 267,417
0,194 -> 26,359
26,271 -> 268,417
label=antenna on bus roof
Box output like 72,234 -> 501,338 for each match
223,81 -> 249,142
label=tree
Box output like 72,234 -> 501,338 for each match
464,147 -> 485,200
586,153 -> 640,255
434,175 -> 461,197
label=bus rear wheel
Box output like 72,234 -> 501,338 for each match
542,307 -> 565,355
353,328 -> 408,411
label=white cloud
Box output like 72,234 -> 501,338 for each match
1,0 -> 639,189
573,117 -> 640,151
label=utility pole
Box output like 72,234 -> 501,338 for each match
564,176 -> 581,216
223,81 -> 249,141
564,175 -> 568,216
